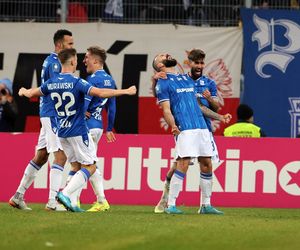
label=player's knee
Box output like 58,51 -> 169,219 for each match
82,164 -> 96,175
33,149 -> 49,166
53,150 -> 67,166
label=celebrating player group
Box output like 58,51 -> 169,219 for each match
9,29 -> 231,214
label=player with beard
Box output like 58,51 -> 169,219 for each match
153,52 -> 231,214
153,53 -> 217,214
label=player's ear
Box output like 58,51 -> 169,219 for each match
157,62 -> 165,70
57,41 -> 63,50
70,57 -> 76,66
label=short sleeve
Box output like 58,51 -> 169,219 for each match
78,79 -> 93,95
40,80 -> 49,95
156,79 -> 169,103
209,79 -> 218,97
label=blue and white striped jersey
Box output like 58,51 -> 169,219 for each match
40,73 -> 93,138
40,52 -> 61,117
155,73 -> 207,131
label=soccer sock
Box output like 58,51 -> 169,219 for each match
62,169 -> 90,199
200,172 -> 213,206
161,177 -> 171,201
16,160 -> 42,196
66,171 -> 77,205
168,170 -> 185,207
90,168 -> 106,203
166,175 -> 172,184
49,164 -> 64,201
66,171 -> 76,186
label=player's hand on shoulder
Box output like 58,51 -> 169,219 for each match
202,89 -> 211,99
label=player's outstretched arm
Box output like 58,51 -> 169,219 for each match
18,87 -> 42,98
90,85 -> 136,98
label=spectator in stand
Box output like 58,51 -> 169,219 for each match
253,0 -> 290,9
224,104 -> 266,137
0,78 -> 18,132
104,0 -> 124,20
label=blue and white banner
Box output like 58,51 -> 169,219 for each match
241,8 -> 300,137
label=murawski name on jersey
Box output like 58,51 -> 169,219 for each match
47,82 -> 74,90
176,87 -> 194,93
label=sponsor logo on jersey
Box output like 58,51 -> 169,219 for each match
104,80 -> 111,86
176,87 -> 194,93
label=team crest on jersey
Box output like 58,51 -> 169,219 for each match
53,63 -> 59,70
200,80 -> 205,86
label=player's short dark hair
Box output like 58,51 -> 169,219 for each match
58,48 -> 77,64
188,49 -> 206,62
53,29 -> 72,45
237,104 -> 254,120
87,46 -> 107,63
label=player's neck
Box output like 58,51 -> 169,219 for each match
93,66 -> 103,73
188,71 -> 202,80
164,67 -> 176,74
61,66 -> 74,74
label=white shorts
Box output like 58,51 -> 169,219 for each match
59,133 -> 98,165
175,129 -> 212,159
36,117 -> 63,153
210,132 -> 220,163
89,128 -> 103,149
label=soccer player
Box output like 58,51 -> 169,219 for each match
65,46 -> 117,211
18,48 -> 136,212
152,53 -> 216,214
83,46 -> 116,212
9,29 -> 74,211
154,49 -> 230,214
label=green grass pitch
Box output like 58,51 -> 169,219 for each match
1,203 -> 300,250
